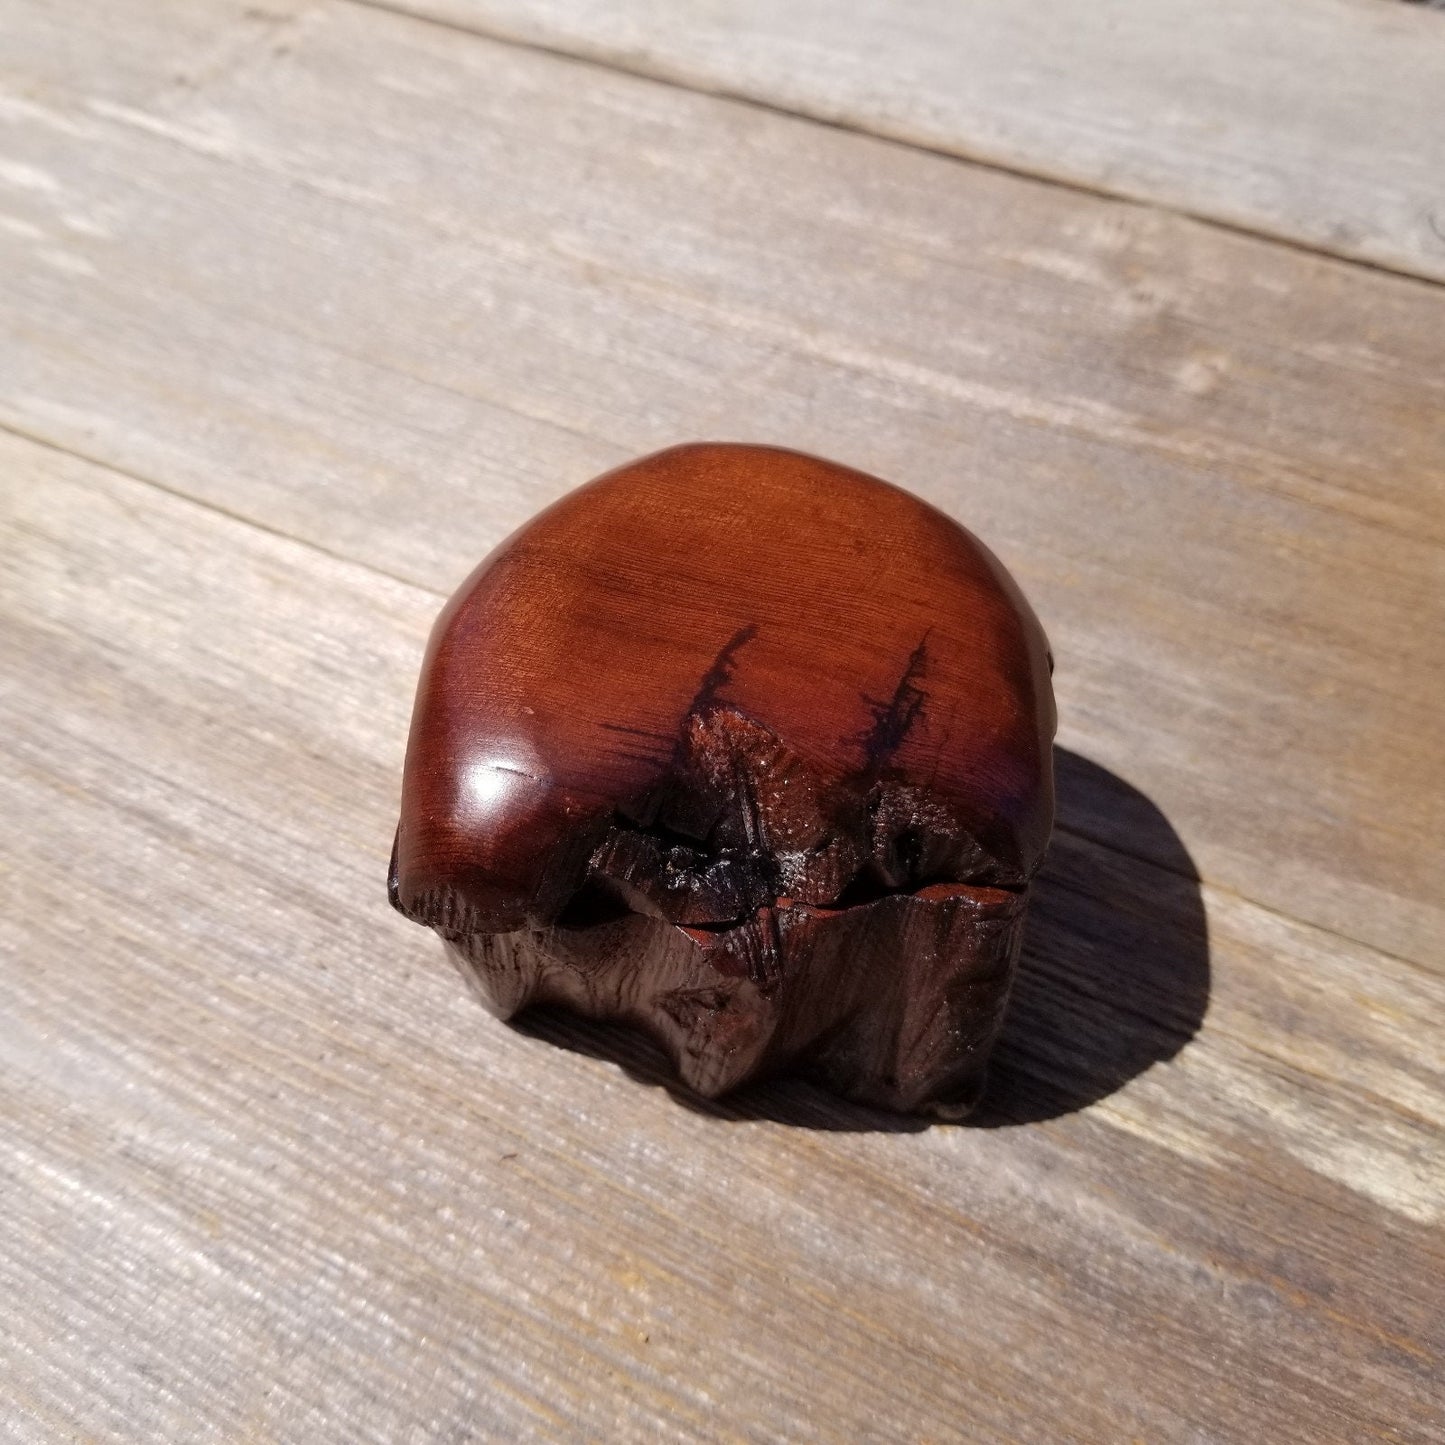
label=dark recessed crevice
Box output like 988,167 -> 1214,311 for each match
555,877 -> 635,929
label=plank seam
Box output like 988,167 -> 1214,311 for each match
338,0 -> 1445,292
0,418 -> 424,595
13,83 -> 1441,553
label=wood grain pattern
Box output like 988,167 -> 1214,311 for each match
3,436 -> 1442,1443
2,0 -> 1442,967
1,0 -> 1443,1438
375,0 -> 1445,283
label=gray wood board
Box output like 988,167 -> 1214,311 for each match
2,437 -> 1442,1442
3,0 -> 1443,966
2,2 -> 1444,1436
372,0 -> 1445,284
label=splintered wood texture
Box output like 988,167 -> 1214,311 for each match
382,0 -> 1445,283
1,1 -> 1444,1440
392,444 -> 1055,1111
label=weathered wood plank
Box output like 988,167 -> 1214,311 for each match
2,436 -> 1442,1443
373,0 -> 1445,283
2,0 -> 1442,969
4,4 -> 1443,1440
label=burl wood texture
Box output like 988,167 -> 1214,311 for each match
2,1 -> 1444,1441
392,444 -> 1055,1111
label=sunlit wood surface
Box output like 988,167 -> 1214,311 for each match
2,2 -> 1442,1439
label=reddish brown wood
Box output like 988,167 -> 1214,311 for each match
390,443 -> 1055,1114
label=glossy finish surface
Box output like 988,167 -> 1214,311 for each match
391,442 -> 1055,1112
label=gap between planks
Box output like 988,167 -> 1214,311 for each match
341,0 -> 1445,293
0,416 -> 426,594
356,0 -> 1445,284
